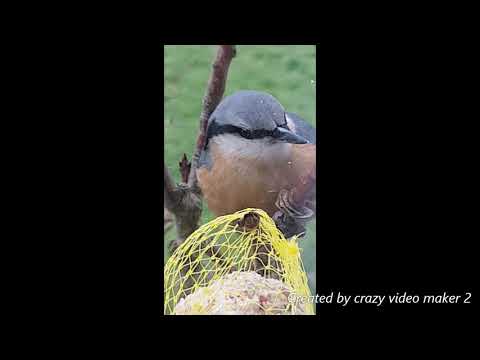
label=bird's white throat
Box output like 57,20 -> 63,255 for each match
211,134 -> 291,164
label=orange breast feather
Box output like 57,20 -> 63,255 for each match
197,143 -> 316,217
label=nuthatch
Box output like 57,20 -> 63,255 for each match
197,90 -> 316,218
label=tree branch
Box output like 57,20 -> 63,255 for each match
164,161 -> 177,210
179,154 -> 191,183
164,45 -> 236,252
188,45 -> 237,189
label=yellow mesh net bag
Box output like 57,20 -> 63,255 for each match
164,208 -> 314,315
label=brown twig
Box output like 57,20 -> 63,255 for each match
179,154 -> 191,184
164,160 -> 177,210
164,159 -> 202,245
188,45 -> 237,190
164,45 -> 236,252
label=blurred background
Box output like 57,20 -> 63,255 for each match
164,45 -> 316,294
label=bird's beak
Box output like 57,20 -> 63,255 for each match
272,127 -> 309,144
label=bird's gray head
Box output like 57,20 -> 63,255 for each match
204,90 -> 308,149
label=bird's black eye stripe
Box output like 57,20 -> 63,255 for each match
239,128 -> 252,139
236,127 -> 279,140
205,119 -> 238,148
205,118 -> 279,148
247,128 -> 274,139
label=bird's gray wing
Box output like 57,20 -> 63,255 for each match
285,112 -> 316,144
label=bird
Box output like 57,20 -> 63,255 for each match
197,90 -> 316,218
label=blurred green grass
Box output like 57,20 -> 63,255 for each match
164,45 -> 316,294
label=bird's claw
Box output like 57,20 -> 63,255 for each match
273,189 -> 315,238
275,189 -> 315,220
